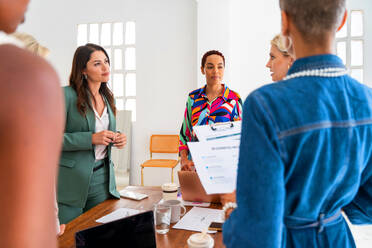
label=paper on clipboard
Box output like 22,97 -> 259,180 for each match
193,121 -> 241,142
187,139 -> 239,194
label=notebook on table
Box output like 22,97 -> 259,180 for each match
75,210 -> 156,248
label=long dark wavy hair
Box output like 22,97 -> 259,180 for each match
69,43 -> 116,116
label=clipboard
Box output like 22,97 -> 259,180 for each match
210,122 -> 234,131
193,121 -> 241,142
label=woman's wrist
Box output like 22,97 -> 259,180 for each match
180,157 -> 188,164
222,202 -> 237,221
180,153 -> 188,165
222,202 -> 237,212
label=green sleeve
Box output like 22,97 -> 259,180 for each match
62,87 -> 93,151
63,132 -> 93,151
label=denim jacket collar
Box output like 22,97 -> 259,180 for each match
287,54 -> 346,76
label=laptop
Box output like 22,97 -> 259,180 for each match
178,171 -> 220,203
75,211 -> 156,248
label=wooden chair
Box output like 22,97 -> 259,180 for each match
140,135 -> 180,186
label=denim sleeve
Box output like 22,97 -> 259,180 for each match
343,162 -> 372,224
223,92 -> 285,248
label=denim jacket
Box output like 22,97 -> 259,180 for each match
223,54 -> 372,248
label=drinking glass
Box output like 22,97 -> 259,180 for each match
154,203 -> 171,234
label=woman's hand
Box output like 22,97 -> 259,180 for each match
58,224 -> 66,236
92,130 -> 115,145
181,158 -> 195,171
113,132 -> 127,149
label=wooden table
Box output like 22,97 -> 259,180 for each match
58,186 -> 225,248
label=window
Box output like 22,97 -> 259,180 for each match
77,21 -> 137,121
336,10 -> 364,83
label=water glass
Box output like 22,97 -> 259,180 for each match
154,203 -> 171,234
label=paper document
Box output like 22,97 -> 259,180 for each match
96,208 -> 140,223
194,121 -> 241,142
188,139 -> 239,194
173,207 -> 223,232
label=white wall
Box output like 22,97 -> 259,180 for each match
229,0 -> 281,100
19,0 -> 197,186
196,0 -> 280,100
197,0 -> 232,88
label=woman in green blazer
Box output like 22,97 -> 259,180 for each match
58,43 -> 127,224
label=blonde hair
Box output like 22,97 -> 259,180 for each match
11,32 -> 50,58
271,34 -> 293,57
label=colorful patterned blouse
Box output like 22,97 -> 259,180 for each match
179,84 -> 243,152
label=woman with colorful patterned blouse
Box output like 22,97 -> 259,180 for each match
179,50 -> 243,171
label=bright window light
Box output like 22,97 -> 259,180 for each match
351,11 -> 363,37
114,49 -> 123,70
101,23 -> 111,46
113,22 -> 124,45
116,98 -> 124,110
113,73 -> 124,97
125,73 -> 136,97
336,41 -> 346,65
125,22 -> 136,45
351,69 -> 363,83
351,40 -> 363,66
125,48 -> 136,70
77,24 -> 88,46
89,24 -> 99,44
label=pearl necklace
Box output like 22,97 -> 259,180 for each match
283,67 -> 348,80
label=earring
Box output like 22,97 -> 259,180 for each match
282,35 -> 293,53
83,74 -> 87,80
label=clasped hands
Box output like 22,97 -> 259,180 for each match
92,130 -> 127,148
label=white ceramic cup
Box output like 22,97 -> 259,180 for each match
162,183 -> 178,201
187,233 -> 214,248
164,199 -> 186,223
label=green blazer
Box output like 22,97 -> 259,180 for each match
57,86 -> 120,208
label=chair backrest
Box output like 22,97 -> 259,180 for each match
150,135 -> 179,156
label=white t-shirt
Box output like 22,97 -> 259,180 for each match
93,105 -> 109,161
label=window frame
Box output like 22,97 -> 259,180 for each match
77,21 -> 137,122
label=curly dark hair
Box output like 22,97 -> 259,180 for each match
201,50 -> 225,68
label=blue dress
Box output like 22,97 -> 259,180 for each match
223,54 -> 372,247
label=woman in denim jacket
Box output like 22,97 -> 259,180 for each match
223,0 -> 372,247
